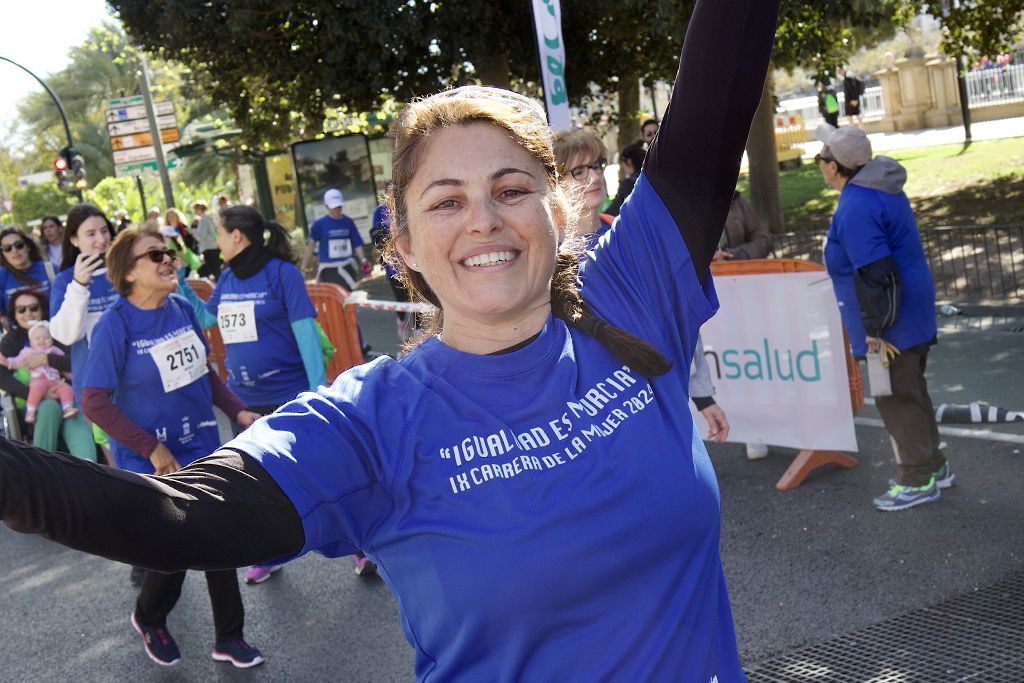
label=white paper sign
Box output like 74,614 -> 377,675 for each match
691,272 -> 857,452
149,329 -> 208,392
217,301 -> 258,344
327,238 -> 353,260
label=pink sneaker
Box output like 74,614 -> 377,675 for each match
243,564 -> 282,584
351,553 -> 377,577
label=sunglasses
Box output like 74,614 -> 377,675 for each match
814,153 -> 835,165
568,158 -> 608,181
1,240 -> 27,253
15,304 -> 41,314
133,248 -> 177,264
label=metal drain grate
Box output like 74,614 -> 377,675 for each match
744,571 -> 1024,682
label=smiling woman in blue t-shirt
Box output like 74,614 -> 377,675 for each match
206,206 -> 325,414
80,227 -> 264,668
0,0 -> 779,678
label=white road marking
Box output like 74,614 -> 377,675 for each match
854,417 -> 1024,445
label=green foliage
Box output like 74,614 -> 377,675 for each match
9,183 -> 76,225
916,0 -> 1024,67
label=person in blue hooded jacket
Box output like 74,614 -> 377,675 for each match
816,124 -> 952,512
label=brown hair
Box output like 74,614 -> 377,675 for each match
553,130 -> 607,176
383,89 -> 670,378
106,227 -> 163,297
7,288 -> 49,327
61,204 -> 115,271
0,227 -> 45,285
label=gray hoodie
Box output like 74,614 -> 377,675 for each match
848,155 -> 907,195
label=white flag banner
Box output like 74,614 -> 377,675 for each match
530,0 -> 571,132
691,272 -> 858,452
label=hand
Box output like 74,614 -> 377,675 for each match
850,99 -> 859,107
235,410 -> 261,427
712,249 -> 734,262
73,253 -> 104,287
23,352 -> 48,370
361,260 -> 373,277
148,442 -> 181,476
700,404 -> 730,444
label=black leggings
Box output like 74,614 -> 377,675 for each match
136,568 -> 245,642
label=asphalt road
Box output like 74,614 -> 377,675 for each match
1,307 -> 1020,680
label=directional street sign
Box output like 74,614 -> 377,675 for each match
110,128 -> 181,151
104,101 -> 174,124
107,115 -> 177,137
114,158 -> 183,177
106,96 -> 181,178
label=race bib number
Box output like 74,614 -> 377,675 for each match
149,330 -> 208,393
327,238 -> 352,260
218,300 -> 258,344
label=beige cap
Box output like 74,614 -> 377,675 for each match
816,124 -> 872,169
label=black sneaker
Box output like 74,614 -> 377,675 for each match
212,639 -> 265,668
130,611 -> 181,666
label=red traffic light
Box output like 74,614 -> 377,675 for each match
54,156 -> 69,172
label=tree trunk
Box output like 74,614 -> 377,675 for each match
616,72 -> 640,178
474,48 -> 512,89
745,68 -> 785,233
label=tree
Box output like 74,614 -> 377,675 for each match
744,0 -> 904,233
10,183 -> 75,225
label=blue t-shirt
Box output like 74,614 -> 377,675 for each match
82,294 -> 219,473
309,214 -> 363,265
207,258 -> 316,406
824,184 -> 936,357
228,175 -> 745,681
0,260 -> 52,311
50,267 -> 120,406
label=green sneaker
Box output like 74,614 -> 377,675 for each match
873,477 -> 941,512
934,461 -> 956,489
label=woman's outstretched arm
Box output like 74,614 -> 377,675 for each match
0,438 -> 303,572
644,0 -> 779,280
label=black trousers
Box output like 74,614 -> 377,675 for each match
135,568 -> 244,642
875,348 -> 945,486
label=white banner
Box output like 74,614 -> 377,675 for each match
530,0 -> 571,132
690,272 -> 858,452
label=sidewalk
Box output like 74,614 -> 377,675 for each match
802,115 -> 1024,157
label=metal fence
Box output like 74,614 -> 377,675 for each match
966,63 -> 1024,107
778,86 -> 886,133
771,224 -> 1024,304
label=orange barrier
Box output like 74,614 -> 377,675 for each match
709,259 -> 863,491
305,282 -> 365,382
185,279 -> 228,381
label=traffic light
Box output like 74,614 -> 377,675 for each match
53,150 -> 70,191
54,146 -> 86,193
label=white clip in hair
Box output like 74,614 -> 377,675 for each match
425,85 -> 551,134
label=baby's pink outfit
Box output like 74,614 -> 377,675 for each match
6,347 -> 77,423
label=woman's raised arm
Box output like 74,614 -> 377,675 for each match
644,0 -> 779,280
0,439 -> 303,572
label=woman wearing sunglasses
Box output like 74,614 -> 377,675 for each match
78,227 -> 264,668
554,130 -> 613,248
0,227 -> 56,312
0,288 -> 94,460
1,0 -> 778,677
49,204 -> 121,408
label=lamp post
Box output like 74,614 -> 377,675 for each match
0,55 -> 83,199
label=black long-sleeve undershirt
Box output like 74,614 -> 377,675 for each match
646,0 -> 779,283
0,0 -> 779,572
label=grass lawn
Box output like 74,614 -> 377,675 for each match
737,136 -> 1024,232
